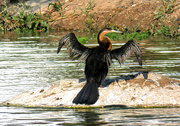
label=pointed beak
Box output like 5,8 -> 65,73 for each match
111,30 -> 123,33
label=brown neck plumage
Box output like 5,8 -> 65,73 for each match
98,31 -> 112,50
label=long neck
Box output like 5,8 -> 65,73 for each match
98,31 -> 108,43
98,31 -> 112,50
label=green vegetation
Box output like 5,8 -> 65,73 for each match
48,0 -> 68,17
121,32 -> 150,40
79,0 -> 95,32
74,31 -> 150,44
152,0 -> 179,38
153,0 -> 176,21
177,36 -> 180,40
0,0 -> 179,40
0,2 -> 49,33
76,36 -> 89,44
93,31 -> 149,41
12,11 -> 49,33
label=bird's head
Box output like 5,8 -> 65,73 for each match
98,28 -> 122,50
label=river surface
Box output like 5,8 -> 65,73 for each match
0,31 -> 180,125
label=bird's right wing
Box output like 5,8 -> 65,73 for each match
110,40 -> 142,66
57,33 -> 91,60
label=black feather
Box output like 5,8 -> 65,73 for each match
110,40 -> 142,66
73,82 -> 99,105
57,33 -> 91,60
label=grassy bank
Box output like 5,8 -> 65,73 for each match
0,0 -> 179,40
0,2 -> 49,33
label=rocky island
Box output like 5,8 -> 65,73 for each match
2,72 -> 180,108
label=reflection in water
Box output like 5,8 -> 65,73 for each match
2,107 -> 178,125
0,31 -> 180,125
70,109 -> 103,125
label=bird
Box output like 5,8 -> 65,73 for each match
57,28 -> 142,105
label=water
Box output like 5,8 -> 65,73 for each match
1,107 -> 180,125
0,31 -> 180,125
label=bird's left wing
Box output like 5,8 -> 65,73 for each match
57,33 -> 91,60
110,40 -> 142,66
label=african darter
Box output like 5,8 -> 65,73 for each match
57,28 -> 142,105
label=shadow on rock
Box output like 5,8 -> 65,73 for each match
79,71 -> 149,87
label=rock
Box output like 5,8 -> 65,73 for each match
1,72 -> 180,108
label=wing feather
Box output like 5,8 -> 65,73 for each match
57,33 -> 91,60
110,40 -> 142,66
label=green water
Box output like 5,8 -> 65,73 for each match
0,31 -> 179,125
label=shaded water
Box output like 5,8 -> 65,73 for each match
0,31 -> 180,125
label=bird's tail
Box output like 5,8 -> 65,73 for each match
72,82 -> 99,105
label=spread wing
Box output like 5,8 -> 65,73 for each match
110,40 -> 142,66
57,33 -> 91,60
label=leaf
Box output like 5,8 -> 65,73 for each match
34,20 -> 40,30
12,16 -> 18,20
166,4 -> 171,11
41,21 -> 47,27
64,5 -> 69,10
48,3 -> 54,9
27,21 -> 32,28
14,28 -> 21,33
153,15 -> 162,20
